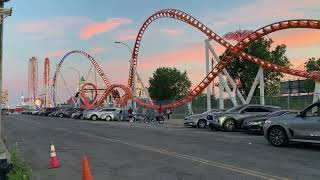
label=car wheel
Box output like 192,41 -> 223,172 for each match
105,116 -> 112,121
59,114 -> 64,118
197,120 -> 206,128
267,126 -> 288,147
223,119 -> 236,132
91,115 -> 98,121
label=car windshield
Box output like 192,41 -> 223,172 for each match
226,105 -> 247,112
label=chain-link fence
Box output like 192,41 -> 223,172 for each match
136,95 -> 315,119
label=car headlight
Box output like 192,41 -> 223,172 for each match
265,120 -> 272,124
248,121 -> 262,125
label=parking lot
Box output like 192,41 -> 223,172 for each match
3,114 -> 320,180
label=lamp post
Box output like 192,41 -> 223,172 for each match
0,0 -> 12,138
114,41 -> 137,110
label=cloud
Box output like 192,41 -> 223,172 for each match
14,17 -> 91,39
213,0 -> 319,28
45,50 -> 69,58
160,28 -> 183,36
272,29 -> 320,48
90,47 -> 104,55
80,18 -> 132,40
116,29 -> 137,41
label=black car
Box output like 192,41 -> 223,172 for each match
73,109 -> 85,119
242,110 -> 295,134
44,108 -> 58,116
64,108 -> 80,118
56,108 -> 74,118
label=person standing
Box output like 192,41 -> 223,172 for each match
128,107 -> 133,122
166,107 -> 171,119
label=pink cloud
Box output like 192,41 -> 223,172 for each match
90,47 -> 104,55
45,50 -> 69,58
213,0 -> 319,28
15,17 -> 91,39
272,29 -> 320,48
80,18 -> 132,40
116,29 -> 137,41
160,28 -> 183,36
139,43 -> 225,69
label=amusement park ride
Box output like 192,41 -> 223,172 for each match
25,9 -> 320,112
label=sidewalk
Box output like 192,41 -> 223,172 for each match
0,139 -> 9,161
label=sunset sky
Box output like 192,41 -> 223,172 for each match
3,0 -> 320,106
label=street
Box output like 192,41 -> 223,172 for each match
3,114 -> 320,180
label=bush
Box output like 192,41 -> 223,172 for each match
7,145 -> 32,180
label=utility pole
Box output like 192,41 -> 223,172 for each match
0,0 -> 12,138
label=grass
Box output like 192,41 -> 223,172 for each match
7,145 -> 32,180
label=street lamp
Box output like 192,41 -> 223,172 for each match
114,41 -> 137,109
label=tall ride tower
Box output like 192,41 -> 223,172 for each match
28,57 -> 38,105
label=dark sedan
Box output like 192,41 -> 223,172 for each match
242,110 -> 295,134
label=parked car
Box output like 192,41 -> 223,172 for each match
55,108 -> 73,118
264,101 -> 320,147
72,109 -> 85,119
44,108 -> 58,116
82,109 -> 94,119
84,108 -> 121,120
110,109 -> 139,121
184,109 -> 225,128
31,110 -> 39,115
207,104 -> 280,132
242,110 -> 295,134
64,108 -> 80,118
37,108 -> 46,116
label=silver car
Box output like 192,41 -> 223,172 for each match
84,108 -> 120,120
184,109 -> 224,128
264,101 -> 320,147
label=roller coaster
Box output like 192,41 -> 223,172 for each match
52,9 -> 320,110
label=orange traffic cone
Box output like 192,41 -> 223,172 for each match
49,144 -> 60,169
82,155 -> 93,180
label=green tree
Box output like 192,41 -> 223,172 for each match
148,67 -> 191,101
305,57 -> 320,72
222,37 -> 290,96
303,57 -> 320,94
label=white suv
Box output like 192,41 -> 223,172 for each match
85,108 -> 120,121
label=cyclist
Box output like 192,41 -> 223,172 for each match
156,105 -> 165,123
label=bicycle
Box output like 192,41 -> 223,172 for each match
143,114 -> 165,124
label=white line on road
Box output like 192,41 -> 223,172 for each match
16,116 -> 291,180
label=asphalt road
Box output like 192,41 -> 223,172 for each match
3,114 -> 320,180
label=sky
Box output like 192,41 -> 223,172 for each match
3,0 -> 320,106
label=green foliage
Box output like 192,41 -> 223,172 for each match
303,57 -> 320,94
7,145 -> 32,180
148,67 -> 191,101
305,57 -> 320,72
222,37 -> 290,96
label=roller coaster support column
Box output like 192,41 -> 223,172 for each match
246,67 -> 264,104
205,39 -> 211,111
259,67 -> 265,105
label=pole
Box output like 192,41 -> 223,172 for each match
114,41 -> 136,110
0,1 -> 4,137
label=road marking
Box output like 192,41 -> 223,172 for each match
15,116 -> 290,180
55,128 -> 290,180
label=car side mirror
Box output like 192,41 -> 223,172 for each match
297,112 -> 304,117
207,115 -> 213,120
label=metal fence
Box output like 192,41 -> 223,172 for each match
136,95 -> 315,119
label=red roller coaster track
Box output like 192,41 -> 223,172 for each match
53,9 -> 320,110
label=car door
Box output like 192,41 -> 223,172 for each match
288,103 -> 320,141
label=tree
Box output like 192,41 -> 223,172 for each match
222,37 -> 290,96
148,67 -> 191,102
304,57 -> 320,94
305,57 -> 320,72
